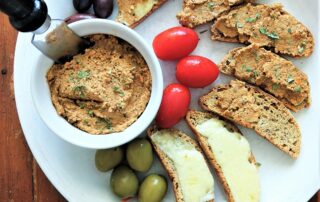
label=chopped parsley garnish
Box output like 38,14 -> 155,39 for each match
287,75 -> 295,84
298,46 -> 305,53
73,85 -> 86,98
259,27 -> 279,40
236,22 -> 244,28
298,42 -> 306,54
294,86 -> 302,92
246,17 -> 255,23
88,110 -> 94,117
270,15 -> 277,19
77,70 -> 90,79
208,2 -> 215,9
255,162 -> 262,167
76,100 -> 85,109
288,28 -> 292,33
268,32 -> 279,40
97,118 -> 113,130
242,64 -> 253,72
83,119 -> 89,125
69,73 -> 75,81
259,27 -> 267,34
272,84 -> 279,91
246,13 -> 261,23
253,71 -> 259,78
113,86 -> 125,97
246,67 -> 253,72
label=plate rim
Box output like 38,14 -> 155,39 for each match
13,1 -> 320,201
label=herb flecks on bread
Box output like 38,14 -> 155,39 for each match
211,3 -> 314,57
219,44 -> 311,112
177,0 -> 254,28
200,80 -> 301,158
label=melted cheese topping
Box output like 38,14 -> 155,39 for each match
116,0 -> 158,26
133,0 -> 157,20
151,131 -> 214,202
196,118 -> 260,202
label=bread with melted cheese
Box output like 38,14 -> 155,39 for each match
116,0 -> 168,28
186,110 -> 260,202
147,126 -> 215,202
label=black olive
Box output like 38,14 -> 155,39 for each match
73,0 -> 93,12
93,0 -> 113,18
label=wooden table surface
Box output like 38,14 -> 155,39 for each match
0,13 -> 319,202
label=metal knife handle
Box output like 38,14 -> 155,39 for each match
0,0 -> 48,32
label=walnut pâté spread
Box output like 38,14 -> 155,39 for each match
47,35 -> 151,134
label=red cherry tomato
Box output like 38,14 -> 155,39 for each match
176,55 -> 220,88
156,84 -> 191,128
153,27 -> 199,60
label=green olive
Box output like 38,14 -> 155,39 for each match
126,139 -> 153,172
95,147 -> 123,172
110,165 -> 139,198
138,174 -> 167,202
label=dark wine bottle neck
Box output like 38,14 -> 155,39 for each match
0,0 -> 48,32
0,0 -> 34,18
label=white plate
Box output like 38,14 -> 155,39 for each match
14,0 -> 320,201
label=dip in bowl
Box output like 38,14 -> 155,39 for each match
31,19 -> 163,149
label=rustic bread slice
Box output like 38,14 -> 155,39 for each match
199,80 -> 301,158
116,0 -> 167,28
186,110 -> 260,202
211,3 -> 314,57
176,0 -> 254,28
147,126 -> 214,202
219,44 -> 311,112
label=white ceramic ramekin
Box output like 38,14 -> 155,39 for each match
31,19 -> 163,149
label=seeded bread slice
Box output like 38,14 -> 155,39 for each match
177,0 -> 254,28
147,126 -> 214,202
211,3 -> 314,57
186,110 -> 260,202
219,44 -> 311,112
116,0 -> 168,28
199,80 -> 301,158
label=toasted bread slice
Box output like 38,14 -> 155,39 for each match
211,3 -> 314,57
199,80 -> 301,158
147,126 -> 214,202
177,0 -> 254,28
219,44 -> 311,112
116,0 -> 167,28
186,110 -> 260,202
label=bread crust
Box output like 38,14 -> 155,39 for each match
199,80 -> 301,158
147,126 -> 214,202
186,110 -> 257,202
